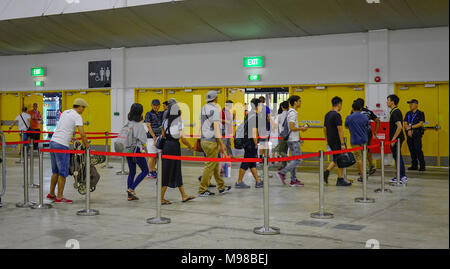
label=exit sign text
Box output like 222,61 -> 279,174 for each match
244,56 -> 264,68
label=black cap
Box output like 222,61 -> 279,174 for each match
407,99 -> 418,104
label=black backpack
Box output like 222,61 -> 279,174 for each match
234,114 -> 250,149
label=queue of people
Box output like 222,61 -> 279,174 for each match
6,89 -> 427,205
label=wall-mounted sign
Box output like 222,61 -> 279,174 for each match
244,56 -> 264,68
248,74 -> 261,81
31,67 -> 46,77
34,81 -> 44,87
88,60 -> 111,88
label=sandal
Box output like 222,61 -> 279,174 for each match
127,189 -> 140,201
182,196 -> 196,203
161,199 -> 172,205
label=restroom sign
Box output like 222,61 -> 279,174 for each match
88,60 -> 111,88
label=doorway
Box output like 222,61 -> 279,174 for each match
244,87 -> 289,112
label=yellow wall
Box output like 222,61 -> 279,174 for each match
0,92 -> 22,147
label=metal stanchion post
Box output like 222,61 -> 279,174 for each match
16,131 -> 24,164
102,132 -> 113,169
391,140 -> 404,187
311,150 -> 334,219
343,138 -> 348,182
29,139 -> 39,188
77,148 -> 99,216
254,150 -> 280,235
147,152 -> 171,224
116,156 -> 129,175
375,141 -> 392,193
0,130 -> 6,208
16,147 -> 36,208
32,150 -> 52,209
355,144 -> 375,203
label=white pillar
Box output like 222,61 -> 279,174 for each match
111,47 -> 127,145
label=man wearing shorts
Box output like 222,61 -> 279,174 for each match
323,96 -> 352,187
345,101 -> 369,182
47,98 -> 89,204
144,99 -> 164,179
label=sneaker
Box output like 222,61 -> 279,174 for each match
148,171 -> 157,179
408,166 -> 418,171
199,190 -> 215,197
323,170 -> 330,184
400,176 -> 408,184
357,177 -> 363,183
255,181 -> 264,188
390,177 -> 398,183
54,197 -> 73,204
419,167 -> 426,172
290,179 -> 304,187
235,181 -> 251,189
276,172 -> 286,185
219,186 -> 232,194
336,178 -> 352,187
46,194 -> 56,201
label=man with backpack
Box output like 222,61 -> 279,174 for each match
144,99 -> 164,179
198,90 -> 232,197
276,95 -> 308,187
234,98 -> 264,189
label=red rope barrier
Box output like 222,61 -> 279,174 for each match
40,149 -> 86,154
90,151 -> 157,158
2,130 -> 118,135
268,152 -> 321,162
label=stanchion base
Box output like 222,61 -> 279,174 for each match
355,197 -> 375,203
116,171 -> 129,175
253,226 -> 281,235
147,217 -> 171,224
390,182 -> 407,187
31,203 -> 53,209
29,184 -> 40,189
16,201 -> 37,208
76,209 -> 100,216
311,212 -> 334,219
374,188 -> 392,193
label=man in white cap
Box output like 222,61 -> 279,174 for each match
198,90 -> 231,196
46,98 -> 90,204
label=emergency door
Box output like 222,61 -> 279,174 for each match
0,92 -> 21,147
396,83 -> 448,166
63,90 -> 111,145
135,89 -> 166,116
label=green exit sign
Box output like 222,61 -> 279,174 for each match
248,74 -> 261,81
34,81 -> 44,87
244,56 -> 264,68
31,67 -> 46,77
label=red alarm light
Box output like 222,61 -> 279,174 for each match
375,76 -> 381,83
375,68 -> 380,73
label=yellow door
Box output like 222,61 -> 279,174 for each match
167,88 -> 224,148
292,85 -> 365,153
438,83 -> 449,166
135,89 -> 166,116
63,90 -> 111,145
292,86 -> 329,153
396,83 -> 440,165
0,92 -> 22,147
326,85 -> 365,145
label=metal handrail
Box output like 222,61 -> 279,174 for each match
0,130 -> 6,203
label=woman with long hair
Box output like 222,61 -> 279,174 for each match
161,100 -> 196,204
125,103 -> 149,201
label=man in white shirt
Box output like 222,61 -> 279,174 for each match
9,107 -> 31,142
46,98 -> 90,204
276,95 -> 308,187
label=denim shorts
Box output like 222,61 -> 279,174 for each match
50,141 -> 70,178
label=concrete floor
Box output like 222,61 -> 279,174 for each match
0,155 -> 448,249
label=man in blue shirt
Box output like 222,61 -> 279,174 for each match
345,100 -> 369,182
